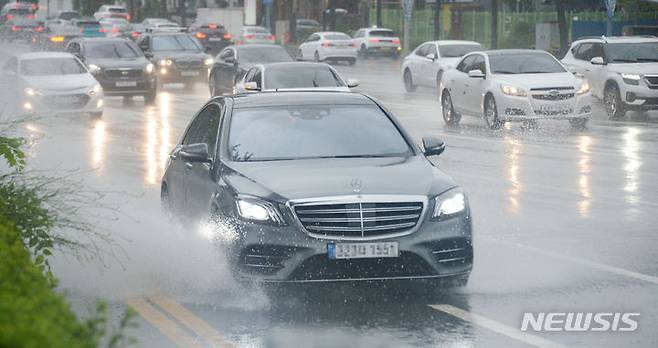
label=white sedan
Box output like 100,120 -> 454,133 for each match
402,40 -> 483,92
297,31 -> 357,65
440,49 -> 592,129
0,52 -> 104,117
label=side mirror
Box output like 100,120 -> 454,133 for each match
590,56 -> 606,65
224,56 -> 235,64
243,81 -> 260,91
467,69 -> 485,78
144,52 -> 153,59
422,137 -> 445,157
425,53 -> 437,61
180,143 -> 211,163
346,78 -> 359,88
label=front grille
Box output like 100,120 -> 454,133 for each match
532,92 -> 575,101
42,94 -> 90,109
238,245 -> 295,275
289,252 -> 435,280
175,59 -> 202,69
529,86 -> 574,91
294,201 -> 424,238
644,75 -> 658,85
534,108 -> 574,116
104,69 -> 143,79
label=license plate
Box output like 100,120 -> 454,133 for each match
209,37 -> 222,42
328,242 -> 399,260
539,103 -> 571,114
116,81 -> 137,87
181,70 -> 199,77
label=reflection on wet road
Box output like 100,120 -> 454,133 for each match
2,43 -> 657,347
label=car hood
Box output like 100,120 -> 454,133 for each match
439,57 -> 462,68
223,155 -> 456,202
24,73 -> 96,91
493,72 -> 579,89
606,62 -> 658,74
86,57 -> 149,69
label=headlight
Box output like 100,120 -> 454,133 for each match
620,73 -> 640,85
236,197 -> 285,225
145,63 -> 154,74
204,57 -> 214,66
88,84 -> 102,95
24,87 -> 38,97
576,81 -> 590,95
432,189 -> 467,219
88,64 -> 101,74
159,59 -> 173,66
501,85 -> 527,97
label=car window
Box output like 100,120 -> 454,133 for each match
323,33 -> 350,40
574,43 -> 605,61
67,42 -> 81,54
307,34 -> 320,42
243,67 -> 256,82
152,35 -> 201,51
456,55 -> 476,72
219,48 -> 234,60
264,65 -> 343,89
353,30 -> 363,38
252,69 -> 262,88
245,27 -> 269,34
471,54 -> 486,74
489,52 -> 566,74
369,30 -> 395,37
415,44 -> 430,56
605,42 -> 658,63
228,105 -> 411,162
84,41 -> 142,59
438,44 -> 483,58
183,104 -> 222,157
20,57 -> 87,76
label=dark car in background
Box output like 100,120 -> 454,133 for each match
71,19 -> 105,38
188,20 -> 232,54
161,91 -> 472,286
0,17 -> 41,42
136,32 -> 213,87
209,44 -> 293,96
66,37 -> 157,103
55,10 -> 81,22
1,2 -> 35,24
30,19 -> 80,50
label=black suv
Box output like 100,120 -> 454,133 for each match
66,37 -> 157,103
136,32 -> 213,88
161,91 -> 473,286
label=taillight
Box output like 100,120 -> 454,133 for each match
392,38 -> 400,44
267,34 -> 275,41
321,41 -> 334,47
223,33 -> 232,40
369,38 -> 379,43
244,34 -> 254,39
195,32 -> 207,39
209,24 -> 218,29
111,27 -> 119,33
6,14 -> 13,20
11,26 -> 19,32
99,28 -> 106,33
131,31 -> 139,38
126,14 -> 131,21
35,26 -> 44,32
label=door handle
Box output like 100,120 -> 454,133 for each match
185,162 -> 193,170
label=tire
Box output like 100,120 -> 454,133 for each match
348,58 -> 356,66
441,90 -> 461,127
161,183 -> 172,213
144,87 -> 156,104
484,94 -> 504,130
403,69 -> 417,93
604,84 -> 626,120
359,44 -> 368,59
314,51 -> 321,62
569,118 -> 588,130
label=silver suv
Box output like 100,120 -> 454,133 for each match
562,36 -> 658,119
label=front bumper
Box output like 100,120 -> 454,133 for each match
226,209 -> 473,283
619,82 -> 658,110
94,72 -> 157,96
498,93 -> 592,121
158,66 -> 209,83
22,91 -> 104,115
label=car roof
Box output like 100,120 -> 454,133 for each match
316,31 -> 349,36
431,40 -> 482,46
16,52 -> 76,60
228,91 -> 373,109
235,44 -> 285,51
78,37 -> 130,43
485,49 -> 551,56
262,62 -> 332,68
573,35 -> 658,44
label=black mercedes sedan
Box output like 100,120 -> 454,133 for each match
66,37 -> 157,103
161,91 -> 473,286
208,44 -> 293,96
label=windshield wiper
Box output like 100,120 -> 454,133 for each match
315,154 -> 399,159
612,58 -> 637,63
493,70 -> 516,74
637,58 -> 658,62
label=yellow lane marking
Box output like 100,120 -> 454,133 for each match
429,304 -> 567,348
150,294 -> 233,348
125,297 -> 203,348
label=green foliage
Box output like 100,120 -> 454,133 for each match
0,136 -> 25,171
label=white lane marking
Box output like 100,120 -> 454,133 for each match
483,238 -> 658,285
429,304 -> 567,348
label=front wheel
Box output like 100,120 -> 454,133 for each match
359,45 -> 368,59
484,95 -> 504,130
441,90 -> 461,127
403,69 -> 417,93
314,51 -> 321,62
604,84 -> 626,120
569,118 -> 588,130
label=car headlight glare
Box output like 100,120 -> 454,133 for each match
576,81 -> 590,95
236,198 -> 284,225
88,64 -> 101,74
24,87 -> 38,97
433,189 -> 466,219
145,63 -> 154,74
159,59 -> 173,66
204,57 -> 214,66
501,85 -> 527,97
620,73 -> 641,85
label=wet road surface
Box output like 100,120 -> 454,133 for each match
1,44 -> 657,347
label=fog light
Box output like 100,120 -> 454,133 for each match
23,102 -> 33,110
96,99 -> 103,108
160,68 -> 167,75
626,92 -> 636,102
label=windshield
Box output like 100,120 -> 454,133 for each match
264,66 -> 343,89
324,34 -> 351,40
152,35 -> 201,51
85,41 -> 141,59
228,105 -> 411,161
370,30 -> 395,37
439,44 -> 483,58
606,42 -> 658,63
238,46 -> 292,64
108,8 -> 127,13
58,12 -> 80,20
20,57 -> 86,76
489,53 -> 566,74
76,21 -> 100,28
245,27 -> 269,34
